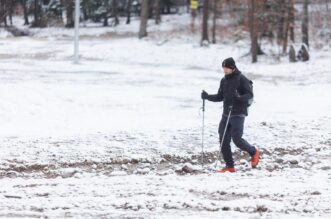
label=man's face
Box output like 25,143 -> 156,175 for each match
223,67 -> 233,75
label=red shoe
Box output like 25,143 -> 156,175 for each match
251,148 -> 260,168
216,167 -> 236,173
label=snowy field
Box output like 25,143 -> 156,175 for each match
0,15 -> 330,218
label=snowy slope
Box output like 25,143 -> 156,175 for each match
0,15 -> 330,218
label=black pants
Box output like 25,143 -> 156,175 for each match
218,115 -> 256,168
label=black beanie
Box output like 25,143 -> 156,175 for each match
222,57 -> 236,69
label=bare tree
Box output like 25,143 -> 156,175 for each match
8,0 -> 13,26
282,16 -> 289,53
324,0 -> 329,28
249,0 -> 258,63
126,0 -> 132,24
112,0 -> 119,26
139,0 -> 149,39
65,0 -> 74,28
103,0 -> 109,26
302,0 -> 309,47
276,0 -> 286,46
155,0 -> 161,24
33,0 -> 40,26
22,0 -> 29,25
31,0 -> 47,27
0,0 -> 8,27
201,0 -> 210,46
289,0 -> 295,42
281,0 -> 296,54
212,0 -> 218,44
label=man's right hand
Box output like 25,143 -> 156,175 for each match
201,90 -> 209,100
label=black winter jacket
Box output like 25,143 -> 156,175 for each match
207,69 -> 253,116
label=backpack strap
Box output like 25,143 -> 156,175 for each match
236,74 -> 243,92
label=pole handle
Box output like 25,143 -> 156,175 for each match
202,90 -> 206,112
202,99 -> 205,112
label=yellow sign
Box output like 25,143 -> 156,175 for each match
191,0 -> 198,10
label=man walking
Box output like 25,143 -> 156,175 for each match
201,57 -> 259,173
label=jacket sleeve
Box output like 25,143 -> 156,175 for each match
236,76 -> 253,102
207,80 -> 224,102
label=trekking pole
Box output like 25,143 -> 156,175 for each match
215,106 -> 233,168
201,98 -> 205,166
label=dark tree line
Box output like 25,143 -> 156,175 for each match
246,0 -> 311,62
0,0 -> 180,28
1,0 -> 329,63
247,0 -> 298,62
197,0 -> 329,62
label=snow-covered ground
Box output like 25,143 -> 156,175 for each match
0,15 -> 330,218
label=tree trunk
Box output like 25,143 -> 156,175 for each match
212,0 -> 217,44
22,0 -> 29,25
81,0 -> 89,21
249,0 -> 258,63
103,0 -> 109,26
201,0 -> 209,46
277,0 -> 286,46
112,0 -> 119,26
2,0 -> 8,27
165,0 -> 171,14
155,0 -> 161,24
32,0 -> 46,27
289,0 -> 295,42
34,0 -> 39,25
8,0 -> 12,26
282,1 -> 291,54
126,0 -> 132,24
302,0 -> 309,47
139,0 -> 149,39
65,0 -> 74,28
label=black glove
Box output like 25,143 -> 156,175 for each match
201,90 -> 209,100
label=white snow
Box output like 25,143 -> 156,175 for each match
0,14 -> 330,218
